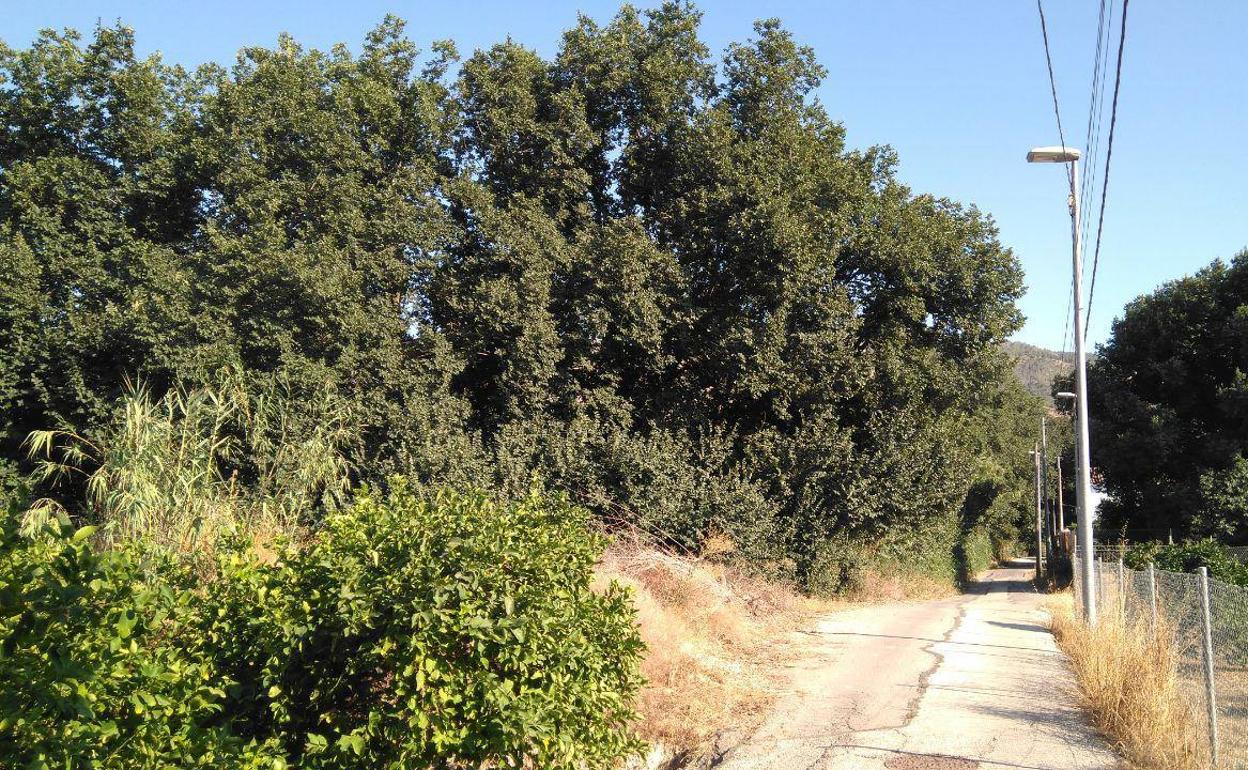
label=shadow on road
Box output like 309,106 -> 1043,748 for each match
964,575 -> 1037,595
810,630 -> 1056,656
837,745 -> 1052,770
985,620 -> 1048,633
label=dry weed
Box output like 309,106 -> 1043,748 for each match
849,568 -> 958,602
1049,594 -> 1206,770
596,539 -> 823,758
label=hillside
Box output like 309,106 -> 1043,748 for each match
1004,341 -> 1075,402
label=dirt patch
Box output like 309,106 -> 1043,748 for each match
596,539 -> 830,761
884,753 -> 978,769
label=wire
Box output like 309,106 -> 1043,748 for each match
1035,0 -> 1074,192
1084,0 -> 1130,339
1035,0 -> 1078,355
1059,278 -> 1073,355
1079,0 -> 1112,247
1080,0 -> 1116,283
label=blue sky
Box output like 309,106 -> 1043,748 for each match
4,1 -> 1245,352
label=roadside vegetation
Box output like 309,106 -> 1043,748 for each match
1086,250 -> 1248,543
2,484 -> 644,769
599,535 -> 824,760
1,4 -> 1045,766
1124,539 -> 1248,586
1050,596 -> 1205,770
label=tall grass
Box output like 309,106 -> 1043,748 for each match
23,371 -> 357,553
1049,595 -> 1206,770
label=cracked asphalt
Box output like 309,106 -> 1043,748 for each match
716,561 -> 1120,770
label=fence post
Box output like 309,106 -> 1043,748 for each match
1197,566 -> 1220,767
1147,563 -> 1157,638
1073,553 -> 1082,619
1097,559 -> 1104,610
1123,556 -> 1133,621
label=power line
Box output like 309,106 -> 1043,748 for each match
1034,0 -> 1075,355
1079,0 -> 1115,269
1035,0 -> 1074,192
1084,0 -> 1130,339
1079,0 -> 1112,245
1059,278 -> 1073,355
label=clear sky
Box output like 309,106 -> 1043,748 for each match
4,1 -> 1245,352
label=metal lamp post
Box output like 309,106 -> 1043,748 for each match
1028,144 -> 1099,627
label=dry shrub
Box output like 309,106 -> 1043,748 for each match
1049,594 -> 1206,770
596,537 -> 823,758
849,568 -> 957,602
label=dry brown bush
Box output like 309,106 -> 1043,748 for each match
848,568 -> 958,602
595,532 -> 960,764
595,537 -> 830,760
1049,594 -> 1206,770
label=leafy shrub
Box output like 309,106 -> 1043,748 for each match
205,482 -> 644,768
0,485 -> 645,769
956,525 -> 995,584
1123,539 -> 1248,586
0,499 -> 278,768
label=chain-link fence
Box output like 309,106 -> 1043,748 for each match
1093,544 -> 1248,563
1073,554 -> 1248,767
1091,543 -> 1128,561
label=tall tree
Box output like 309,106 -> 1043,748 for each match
1089,250 -> 1248,542
3,6 -> 1034,587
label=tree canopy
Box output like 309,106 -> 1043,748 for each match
1,4 -> 1041,588
1089,250 -> 1248,543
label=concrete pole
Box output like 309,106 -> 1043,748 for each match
1067,157 -> 1098,626
1123,559 -> 1133,618
1056,456 -> 1065,533
1041,417 -> 1052,557
1033,446 -> 1043,578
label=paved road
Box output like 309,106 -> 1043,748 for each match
717,560 -> 1120,770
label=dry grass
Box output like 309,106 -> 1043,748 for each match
596,538 -> 834,761
847,568 -> 958,603
1049,593 -> 1207,770
596,538 -> 964,764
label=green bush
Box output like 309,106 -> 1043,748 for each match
0,499 -> 279,768
206,482 -> 644,768
956,525 -> 995,584
1123,539 -> 1248,586
0,485 -> 645,769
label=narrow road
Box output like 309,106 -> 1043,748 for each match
718,560 -> 1119,770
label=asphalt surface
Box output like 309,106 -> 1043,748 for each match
716,560 -> 1120,770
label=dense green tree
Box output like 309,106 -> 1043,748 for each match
1089,250 -> 1248,542
0,26 -> 200,456
3,4 -> 1037,588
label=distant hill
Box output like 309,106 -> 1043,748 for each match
1003,341 -> 1076,402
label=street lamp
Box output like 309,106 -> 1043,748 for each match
1030,145 -> 1097,625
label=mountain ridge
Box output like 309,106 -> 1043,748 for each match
1004,340 -> 1076,403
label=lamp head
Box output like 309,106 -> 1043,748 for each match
1027,146 -> 1081,163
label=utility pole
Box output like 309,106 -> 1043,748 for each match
1032,446 -> 1043,578
1028,146 -> 1097,625
1040,416 -> 1051,562
1056,456 -> 1065,533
